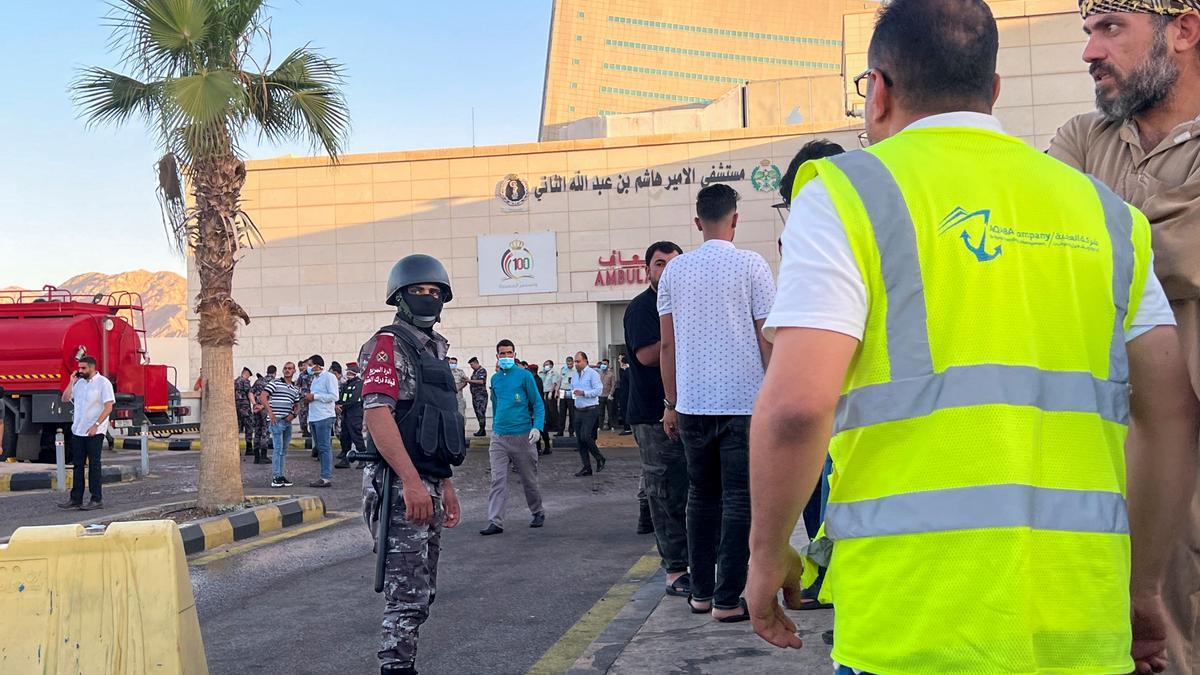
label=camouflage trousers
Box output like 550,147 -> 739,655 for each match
236,406 -> 253,449
362,463 -> 444,670
250,410 -> 271,451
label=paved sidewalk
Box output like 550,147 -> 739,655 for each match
570,568 -> 835,674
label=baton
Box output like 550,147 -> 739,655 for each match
374,463 -> 393,593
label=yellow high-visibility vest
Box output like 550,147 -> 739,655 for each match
793,124 -> 1153,674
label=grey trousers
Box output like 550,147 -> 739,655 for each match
634,423 -> 689,573
487,434 -> 544,528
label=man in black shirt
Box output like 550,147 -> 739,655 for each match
623,240 -> 690,598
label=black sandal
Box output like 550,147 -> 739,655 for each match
714,598 -> 751,623
687,594 -> 711,614
666,574 -> 691,597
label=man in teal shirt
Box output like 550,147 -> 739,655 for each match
480,338 -> 547,535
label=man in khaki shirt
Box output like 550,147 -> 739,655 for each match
1049,2 -> 1200,672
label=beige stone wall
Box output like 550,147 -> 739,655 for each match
189,126 -> 863,386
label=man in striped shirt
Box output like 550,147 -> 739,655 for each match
258,361 -> 301,488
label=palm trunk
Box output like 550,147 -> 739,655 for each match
192,152 -> 250,512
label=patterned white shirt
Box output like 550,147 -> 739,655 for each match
658,239 -> 776,415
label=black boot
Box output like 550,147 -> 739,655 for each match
381,664 -> 417,675
637,499 -> 654,534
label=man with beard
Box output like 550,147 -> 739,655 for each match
1049,2 -> 1200,671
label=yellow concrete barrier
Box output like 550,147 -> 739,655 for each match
0,520 -> 207,674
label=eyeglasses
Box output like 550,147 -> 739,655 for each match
853,67 -> 893,99
858,130 -> 870,148
407,286 -> 442,300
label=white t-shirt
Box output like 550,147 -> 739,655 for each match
71,374 -> 116,437
765,112 -> 1176,344
658,239 -> 777,415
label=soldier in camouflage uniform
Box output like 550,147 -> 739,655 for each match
297,358 -> 313,441
235,367 -> 254,456
360,254 -> 465,675
250,366 -> 276,463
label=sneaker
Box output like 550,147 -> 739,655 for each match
80,499 -> 103,511
271,476 -> 286,488
57,500 -> 82,510
309,478 -> 332,488
334,458 -> 351,469
574,468 -> 593,477
530,513 -> 545,528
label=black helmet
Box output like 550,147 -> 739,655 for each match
385,254 -> 453,305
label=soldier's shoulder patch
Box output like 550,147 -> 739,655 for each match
362,333 -> 400,400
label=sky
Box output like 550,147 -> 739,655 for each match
0,1 -> 553,289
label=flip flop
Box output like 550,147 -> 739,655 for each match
666,574 -> 692,597
687,594 -> 712,614
714,598 -> 751,623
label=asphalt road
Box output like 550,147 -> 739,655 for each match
2,440 -> 655,674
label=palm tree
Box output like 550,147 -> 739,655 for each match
72,0 -> 349,511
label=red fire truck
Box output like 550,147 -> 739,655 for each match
0,286 -> 193,462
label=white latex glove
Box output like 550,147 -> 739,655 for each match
528,429 -> 541,445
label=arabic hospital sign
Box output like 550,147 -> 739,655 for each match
493,160 -> 782,208
594,251 -> 649,287
477,232 -> 559,296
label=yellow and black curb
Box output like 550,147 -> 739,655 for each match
0,463 -> 142,493
178,495 -> 326,555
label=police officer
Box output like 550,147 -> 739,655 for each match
358,254 -> 465,675
250,366 -> 275,464
335,362 -> 364,468
234,367 -> 254,456
297,357 -> 313,442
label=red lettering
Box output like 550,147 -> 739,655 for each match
594,271 -> 605,286
605,269 -> 617,285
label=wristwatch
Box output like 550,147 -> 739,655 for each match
663,399 -> 676,411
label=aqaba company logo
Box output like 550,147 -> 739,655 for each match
938,207 -> 1002,262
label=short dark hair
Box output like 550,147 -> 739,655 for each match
330,361 -> 342,374
645,241 -> 684,266
576,351 -> 589,362
79,356 -> 97,367
869,0 -> 998,113
468,357 -> 479,364
308,354 -> 325,368
241,367 -> 252,375
781,140 -> 845,206
695,184 -> 739,223
267,365 -> 277,375
545,359 -> 554,366
496,339 -> 515,354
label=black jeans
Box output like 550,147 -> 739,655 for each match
70,433 -> 104,503
598,396 -> 610,429
634,424 -> 689,573
573,406 -> 604,470
677,414 -> 751,609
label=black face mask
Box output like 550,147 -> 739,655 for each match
402,290 -> 444,327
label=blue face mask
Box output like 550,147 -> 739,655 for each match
498,357 -> 516,371
449,363 -> 459,369
600,364 -> 608,371
306,366 -> 314,376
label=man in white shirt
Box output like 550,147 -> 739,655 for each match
58,355 -> 115,510
659,183 -> 776,622
569,352 -> 606,476
304,354 -> 339,488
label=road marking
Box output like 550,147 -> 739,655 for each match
189,513 -> 353,566
527,547 -> 659,674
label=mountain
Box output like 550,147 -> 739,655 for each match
57,270 -> 187,337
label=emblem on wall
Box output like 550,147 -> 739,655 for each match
750,159 -> 782,193
496,174 -> 529,209
501,239 -> 535,281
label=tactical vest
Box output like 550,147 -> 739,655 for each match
793,126 -> 1153,673
371,324 -> 465,479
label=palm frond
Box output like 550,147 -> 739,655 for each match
107,0 -> 212,77
207,0 -> 268,66
72,67 -> 160,127
246,47 -> 349,158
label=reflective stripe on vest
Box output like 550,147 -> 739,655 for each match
824,151 -> 1134,540
825,484 -> 1129,540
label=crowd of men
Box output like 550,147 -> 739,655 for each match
213,1 -> 1200,673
